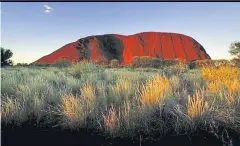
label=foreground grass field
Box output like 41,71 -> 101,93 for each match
1,63 -> 240,146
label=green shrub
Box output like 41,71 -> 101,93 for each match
131,56 -> 153,67
15,63 -> 29,67
93,59 -> 108,65
151,58 -> 162,68
131,56 -> 141,67
131,56 -> 189,69
139,56 -> 153,65
189,59 -> 215,69
230,58 -> 240,67
110,59 -> 120,68
151,59 -> 181,68
70,62 -> 104,78
162,59 -> 180,67
53,59 -> 72,68
29,63 -> 51,67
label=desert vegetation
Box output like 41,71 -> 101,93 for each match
1,47 -> 14,66
1,59 -> 240,145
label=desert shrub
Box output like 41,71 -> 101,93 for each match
189,59 -> 215,69
93,59 -> 109,65
53,59 -> 72,68
162,59 -> 179,67
159,60 -> 188,76
29,63 -> 51,67
131,56 -> 153,67
213,59 -> 230,67
230,58 -> 240,67
131,56 -> 140,66
139,56 -> 154,66
151,58 -> 162,68
202,66 -> 240,94
110,59 -> 120,68
131,56 -> 188,69
15,63 -> 29,67
70,62 -> 104,78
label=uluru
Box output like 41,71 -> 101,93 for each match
34,32 -> 211,65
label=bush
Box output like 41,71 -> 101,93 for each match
151,58 -> 162,68
162,59 -> 183,67
139,56 -> 153,65
70,62 -> 104,78
93,59 -> 109,65
110,59 -> 120,68
131,56 -> 141,67
131,56 -> 189,69
29,63 -> 51,67
230,58 -> 240,67
15,63 -> 29,67
213,59 -> 230,67
151,59 -> 180,68
53,59 -> 72,68
189,59 -> 215,69
131,56 -> 153,67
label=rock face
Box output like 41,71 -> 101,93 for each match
34,32 -> 211,65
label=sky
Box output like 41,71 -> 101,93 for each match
1,2 -> 240,64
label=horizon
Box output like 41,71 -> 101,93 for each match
1,2 -> 240,64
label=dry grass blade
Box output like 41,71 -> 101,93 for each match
187,91 -> 209,120
140,74 -> 170,106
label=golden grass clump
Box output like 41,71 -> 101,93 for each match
202,66 -> 239,82
140,74 -> 171,106
187,91 -> 210,120
81,83 -> 96,103
227,79 -> 240,93
62,94 -> 81,121
202,66 -> 240,94
111,79 -> 131,96
1,100 -> 15,118
207,81 -> 222,94
103,105 -> 120,134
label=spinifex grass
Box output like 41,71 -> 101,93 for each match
62,94 -> 80,122
187,91 -> 210,120
140,74 -> 171,107
103,105 -> 120,136
1,63 -> 240,142
202,66 -> 240,94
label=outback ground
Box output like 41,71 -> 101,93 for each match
1,60 -> 240,146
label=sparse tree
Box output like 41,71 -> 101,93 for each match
229,41 -> 240,59
1,47 -> 13,66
